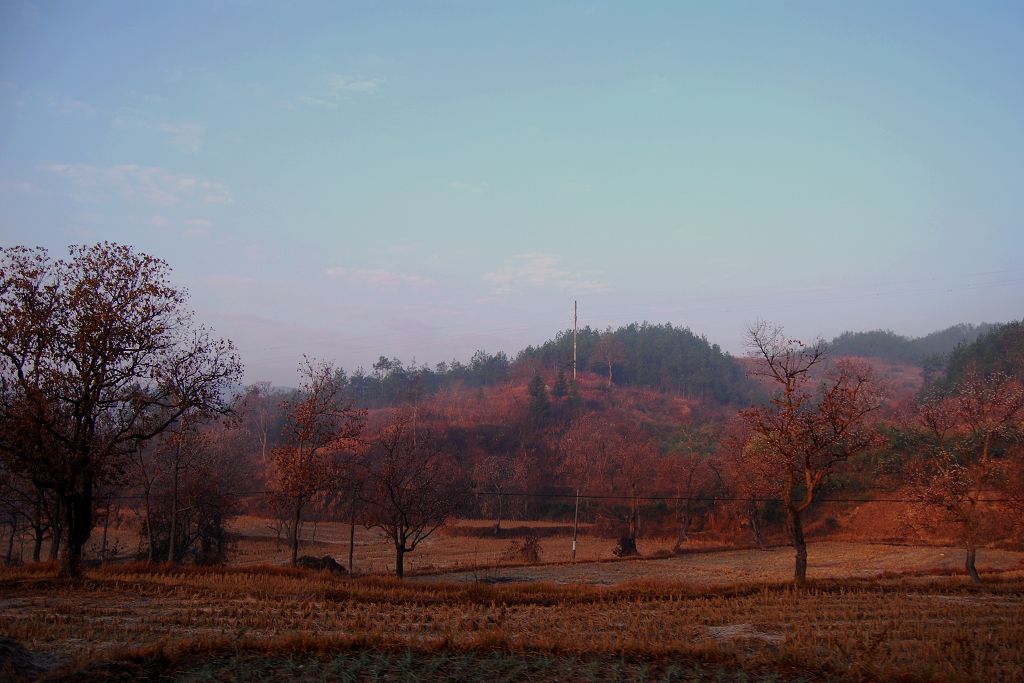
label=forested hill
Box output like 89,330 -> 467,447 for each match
940,320 -> 1024,387
332,322 -> 762,408
515,323 -> 760,405
829,323 -> 998,366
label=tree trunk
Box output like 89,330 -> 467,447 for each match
144,486 -> 155,563
32,490 -> 45,562
167,462 -> 178,564
32,528 -> 44,563
291,503 -> 302,566
673,508 -> 690,552
59,490 -> 92,578
494,493 -> 503,535
4,522 -> 15,566
395,544 -> 405,579
348,500 -> 356,577
748,502 -> 764,548
788,504 -> 807,585
48,521 -> 61,561
965,545 -> 981,584
100,499 -> 111,564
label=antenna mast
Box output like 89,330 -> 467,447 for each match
573,300 -> 577,382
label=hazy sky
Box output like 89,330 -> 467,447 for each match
2,1 -> 1022,385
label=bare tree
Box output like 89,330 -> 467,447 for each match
909,371 -> 1024,583
593,334 -> 626,388
472,452 -> 517,535
741,322 -> 883,584
268,359 -> 363,566
238,381 -> 278,464
663,450 -> 719,552
0,243 -> 242,577
362,408 -> 460,578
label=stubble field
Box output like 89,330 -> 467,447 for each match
2,538 -> 1024,681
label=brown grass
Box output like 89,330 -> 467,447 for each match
2,555 -> 1023,682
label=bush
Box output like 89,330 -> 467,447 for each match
501,533 -> 542,563
612,535 -> 638,557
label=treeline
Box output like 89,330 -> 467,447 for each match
332,322 -> 762,409
829,323 -> 998,366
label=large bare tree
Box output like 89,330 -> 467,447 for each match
741,322 -> 883,584
0,243 -> 242,577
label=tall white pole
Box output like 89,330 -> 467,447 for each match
573,300 -> 577,382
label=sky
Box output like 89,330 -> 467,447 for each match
1,1 -> 1022,385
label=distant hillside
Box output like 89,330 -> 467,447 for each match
829,323 -> 998,366
941,320 -> 1024,386
334,322 -> 761,408
516,322 -> 761,405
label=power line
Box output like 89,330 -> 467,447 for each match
103,487 -> 1023,505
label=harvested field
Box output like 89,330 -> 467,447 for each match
426,541 -> 1024,586
2,557 -> 1023,681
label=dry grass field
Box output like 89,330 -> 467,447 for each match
431,541 -> 1024,586
70,514 -> 1024,583
6,517 -> 1024,681
2,561 -> 1023,682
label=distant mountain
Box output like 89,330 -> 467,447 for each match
829,323 -> 999,366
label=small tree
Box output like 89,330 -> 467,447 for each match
909,371 -> 1024,583
362,408 -> 459,578
741,322 -> 883,584
268,359 -> 363,566
472,452 -> 516,534
527,374 -> 550,424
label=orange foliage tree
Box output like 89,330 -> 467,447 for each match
268,359 -> 363,566
909,371 -> 1024,582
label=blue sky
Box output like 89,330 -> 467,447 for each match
2,1 -> 1022,384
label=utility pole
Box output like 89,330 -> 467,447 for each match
572,300 -> 577,382
572,488 -> 580,561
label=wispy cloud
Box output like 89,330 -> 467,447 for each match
325,73 -> 384,94
40,162 -> 232,206
155,121 -> 206,152
323,266 -> 434,287
484,253 -> 608,294
297,73 -> 385,108
183,218 -> 214,238
0,178 -> 40,194
45,93 -> 97,117
113,115 -> 206,152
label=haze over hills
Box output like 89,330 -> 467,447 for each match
828,323 -> 999,366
